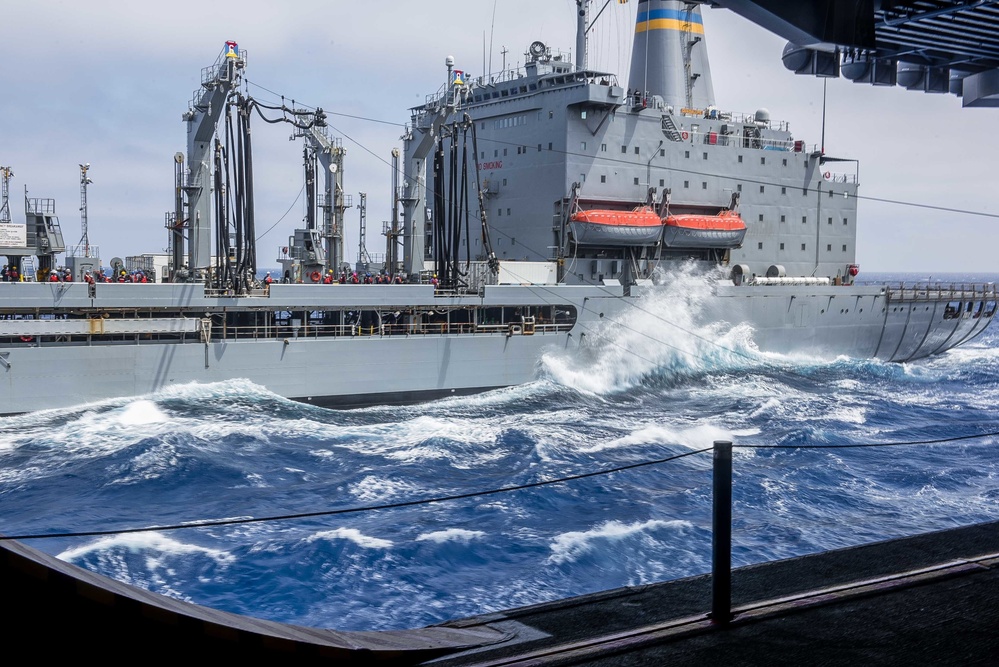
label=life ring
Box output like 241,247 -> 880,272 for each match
20,336 -> 33,342
310,271 -> 321,283
681,131 -> 689,140
823,171 -> 831,180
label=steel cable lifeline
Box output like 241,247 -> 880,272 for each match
3,429 -> 998,542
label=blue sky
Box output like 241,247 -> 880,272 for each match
2,0 -> 996,273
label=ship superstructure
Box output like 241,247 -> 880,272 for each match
404,0 -> 858,288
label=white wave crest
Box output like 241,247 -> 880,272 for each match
415,528 -> 487,544
547,519 -> 691,565
542,265 -> 763,395
307,527 -> 392,549
58,531 -> 234,566
579,423 -> 758,458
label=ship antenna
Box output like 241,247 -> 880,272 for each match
820,78 -> 828,156
488,0 -> 497,79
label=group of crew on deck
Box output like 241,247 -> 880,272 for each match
1,264 -> 21,282
264,269 -> 408,286
1,264 -> 153,283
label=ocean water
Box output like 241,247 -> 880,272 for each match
1,271 -> 997,632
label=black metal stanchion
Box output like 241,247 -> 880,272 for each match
711,439 -> 733,626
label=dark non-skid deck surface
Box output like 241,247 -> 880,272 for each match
427,521 -> 999,666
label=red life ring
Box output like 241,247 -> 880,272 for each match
681,131 -> 689,140
310,271 -> 321,282
823,171 -> 831,180
20,336 -> 33,342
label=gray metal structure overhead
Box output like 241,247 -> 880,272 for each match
709,0 -> 999,107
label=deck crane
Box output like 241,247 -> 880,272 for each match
177,41 -> 246,281
401,56 -> 496,286
292,119 -> 349,275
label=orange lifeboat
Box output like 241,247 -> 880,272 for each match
662,209 -> 747,249
568,206 -> 663,246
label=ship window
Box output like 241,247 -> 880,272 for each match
503,148 -> 508,156
842,244 -> 847,251
481,123 -> 485,130
601,143 -> 607,152
827,244 -> 832,251
548,142 -> 553,150
701,152 -> 706,160
780,215 -> 786,223
634,177 -> 640,185
702,182 -> 707,189
549,110 -> 554,119
507,208 -> 511,215
685,151 -> 690,158
538,144 -> 542,152
761,157 -> 766,165
581,174 -> 586,183
758,214 -> 763,222
502,179 -> 507,186
494,150 -> 499,157
684,180 -> 690,188
622,145 -> 628,153
581,110 -> 588,119
480,151 -> 485,159
659,179 -> 665,186
660,148 -> 665,157
783,158 -> 788,166
780,243 -> 785,250
828,217 -> 833,225
801,243 -> 806,250
581,141 -> 587,151
737,184 -> 742,192
601,175 -> 606,183
828,190 -> 834,197
802,216 -> 807,223
760,186 -> 765,193
781,187 -> 786,195
843,217 -> 848,225
635,146 -> 640,155
517,147 -> 522,154
738,155 -> 743,163
758,242 -> 763,250
497,209 -> 502,216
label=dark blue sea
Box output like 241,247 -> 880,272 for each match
1,272 -> 997,632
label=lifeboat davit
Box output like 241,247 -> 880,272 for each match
569,206 -> 663,246
662,209 -> 747,249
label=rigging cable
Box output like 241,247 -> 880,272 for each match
4,430 -> 999,542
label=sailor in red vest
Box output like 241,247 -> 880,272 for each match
264,272 -> 273,285
49,270 -> 60,282
84,271 -> 95,285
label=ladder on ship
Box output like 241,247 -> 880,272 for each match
21,256 -> 36,282
661,114 -> 684,142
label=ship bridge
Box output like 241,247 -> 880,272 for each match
710,0 -> 999,107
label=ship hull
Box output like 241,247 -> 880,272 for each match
1,280 -> 993,416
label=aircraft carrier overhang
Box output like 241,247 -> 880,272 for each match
707,0 -> 999,107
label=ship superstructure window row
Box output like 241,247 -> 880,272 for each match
495,115 -> 528,129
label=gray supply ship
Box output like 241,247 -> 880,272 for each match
0,1 -> 995,417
